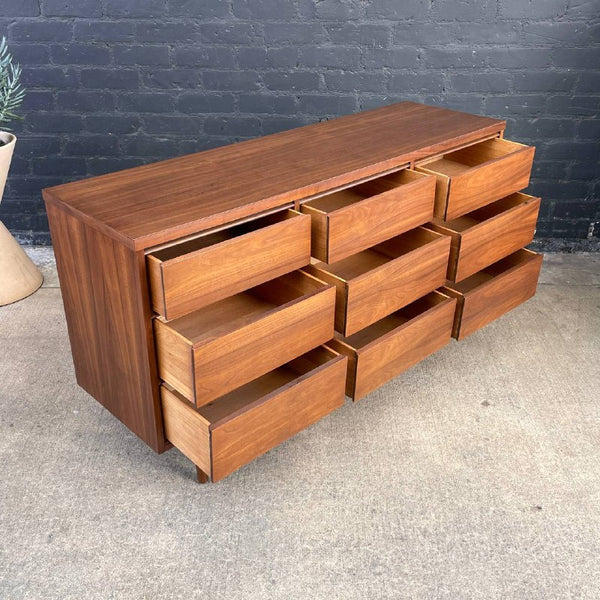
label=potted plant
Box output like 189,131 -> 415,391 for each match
0,35 -> 43,305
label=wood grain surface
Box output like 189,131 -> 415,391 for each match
160,347 -> 347,482
428,192 -> 541,281
147,209 -> 311,320
443,249 -> 543,340
301,169 -> 436,263
209,346 -> 347,482
161,385 -> 211,474
307,227 -> 451,336
417,138 -> 534,220
43,102 -> 504,250
46,202 -> 165,452
154,270 -> 336,406
330,291 -> 456,400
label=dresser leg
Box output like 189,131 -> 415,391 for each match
196,466 -> 209,484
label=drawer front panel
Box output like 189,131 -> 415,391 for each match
445,147 -> 534,219
417,139 -> 535,220
193,286 -> 335,406
327,172 -> 435,263
455,195 -> 540,281
429,193 -> 541,282
160,348 -> 347,482
210,351 -> 347,482
445,249 -> 543,340
352,297 -> 455,400
147,210 -> 311,320
302,170 -> 436,263
344,235 -> 451,335
154,272 -> 336,407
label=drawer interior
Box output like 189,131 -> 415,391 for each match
422,138 -> 526,178
149,209 -> 300,263
159,270 -> 328,344
196,346 -> 340,426
437,192 -> 536,233
302,169 -> 427,214
338,291 -> 450,349
313,227 -> 441,281
450,249 -> 537,294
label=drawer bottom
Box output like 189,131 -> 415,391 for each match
161,346 -> 347,482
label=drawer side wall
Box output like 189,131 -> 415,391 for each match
161,387 -> 211,473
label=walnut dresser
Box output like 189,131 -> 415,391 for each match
43,102 -> 542,483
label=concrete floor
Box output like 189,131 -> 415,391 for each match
1,249 -> 599,600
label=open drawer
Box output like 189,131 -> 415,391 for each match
428,192 -> 541,282
300,169 -> 435,263
161,346 -> 347,482
329,291 -> 456,401
147,209 -> 311,320
443,249 -> 543,340
416,138 -> 535,220
154,270 -> 335,407
306,227 -> 451,337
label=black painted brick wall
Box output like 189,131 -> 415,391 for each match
0,0 -> 598,246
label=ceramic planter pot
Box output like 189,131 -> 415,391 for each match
0,131 -> 16,205
0,130 -> 44,305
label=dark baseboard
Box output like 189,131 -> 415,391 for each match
528,238 -> 600,253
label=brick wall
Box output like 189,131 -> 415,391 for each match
1,0 -> 598,247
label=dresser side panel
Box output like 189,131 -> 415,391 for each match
46,200 -> 165,452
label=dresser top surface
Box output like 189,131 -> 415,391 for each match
43,102 -> 504,250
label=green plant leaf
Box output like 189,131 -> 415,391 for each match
0,36 -> 26,128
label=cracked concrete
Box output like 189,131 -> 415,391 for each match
1,249 -> 599,599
